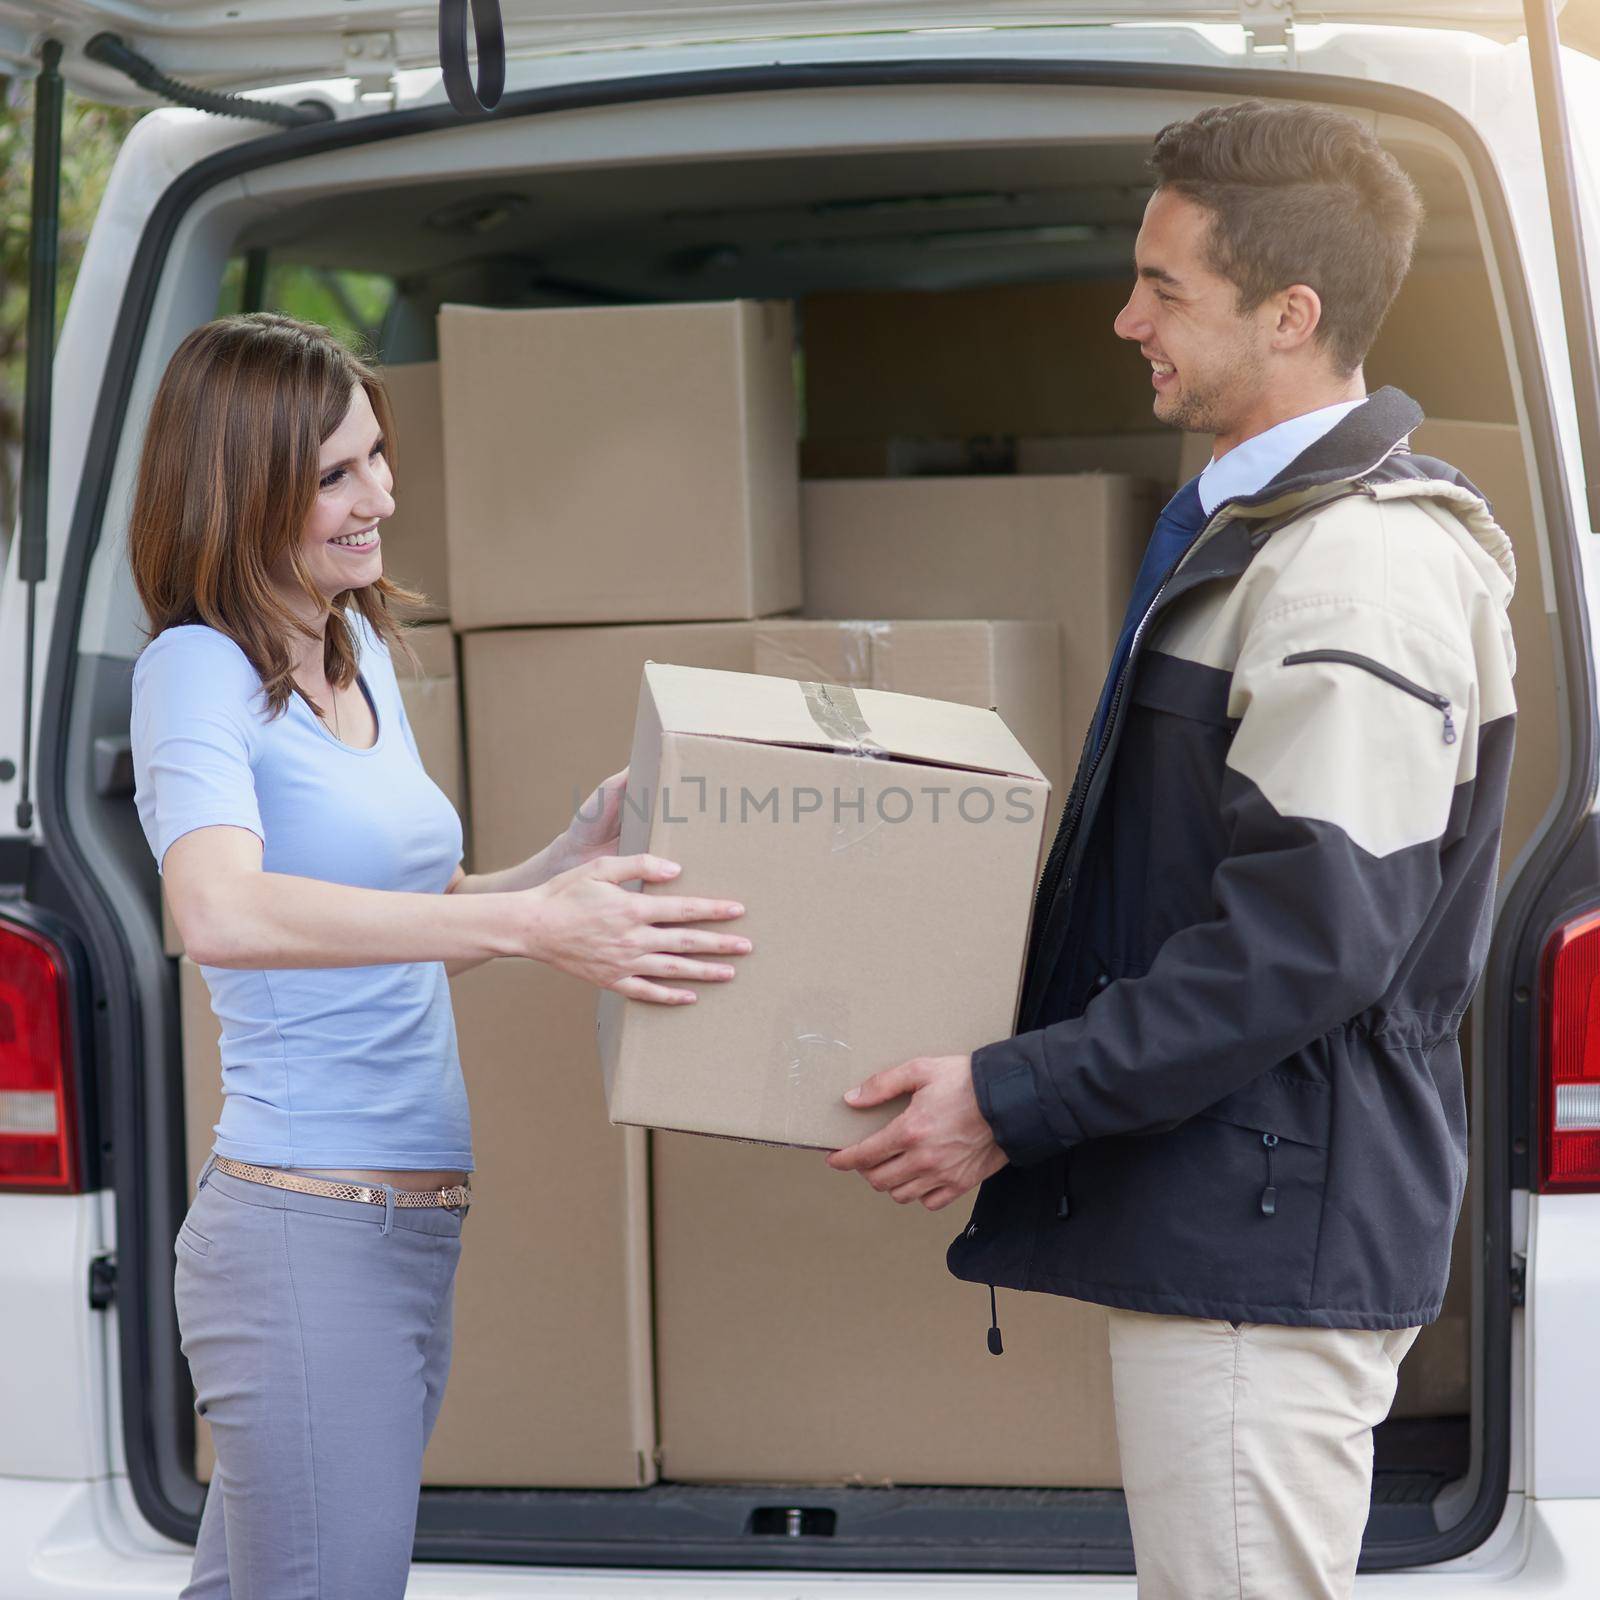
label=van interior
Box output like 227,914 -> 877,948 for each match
63,80 -> 1557,1571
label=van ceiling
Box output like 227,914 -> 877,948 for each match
233,138 -> 1477,303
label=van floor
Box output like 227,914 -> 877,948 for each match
407,1415 -> 1466,1569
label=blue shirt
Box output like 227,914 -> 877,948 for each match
131,609 -> 472,1171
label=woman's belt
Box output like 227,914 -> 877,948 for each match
211,1154 -> 471,1210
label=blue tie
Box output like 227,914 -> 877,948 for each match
1086,474 -> 1209,753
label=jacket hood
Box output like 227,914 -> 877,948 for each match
1217,385 -> 1517,598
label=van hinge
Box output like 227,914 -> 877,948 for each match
1239,0 -> 1297,65
88,1252 -> 116,1311
1509,1251 -> 1527,1308
343,32 -> 399,105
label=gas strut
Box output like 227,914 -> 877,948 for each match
12,39 -> 62,830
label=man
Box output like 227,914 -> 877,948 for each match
829,100 -> 1517,1598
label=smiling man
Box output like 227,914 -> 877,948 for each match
829,102 -> 1519,1598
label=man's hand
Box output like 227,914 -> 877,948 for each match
827,1054 -> 1007,1210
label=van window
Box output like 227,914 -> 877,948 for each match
215,256 -> 396,350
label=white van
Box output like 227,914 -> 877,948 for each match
2,3 -> 1598,1594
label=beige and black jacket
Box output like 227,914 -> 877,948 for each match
949,388 -> 1517,1331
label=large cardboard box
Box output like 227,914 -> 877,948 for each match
177,955 -> 655,1488
800,475 -> 1148,788
423,959 -> 655,1487
463,617 -> 1059,873
395,622 -> 468,849
654,1134 -> 1121,1486
800,436 -> 1013,479
439,301 -> 802,629
803,281 -> 1161,440
752,619 -> 1061,800
377,361 -> 449,620
1017,432 -> 1184,484
1177,429 -> 1214,484
463,622 -> 762,873
596,663 -> 1049,1149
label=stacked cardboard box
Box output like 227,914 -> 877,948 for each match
800,475 -> 1149,828
375,361 -> 450,620
654,1136 -> 1122,1486
177,953 -> 654,1489
438,300 -> 802,629
463,617 -> 1110,1485
429,299 -> 809,1492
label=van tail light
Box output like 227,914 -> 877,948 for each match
1540,909 -> 1600,1193
0,917 -> 80,1193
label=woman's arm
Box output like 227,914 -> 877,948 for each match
441,770 -> 630,976
166,818 -> 749,1002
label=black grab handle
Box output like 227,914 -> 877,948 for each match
439,0 -> 506,116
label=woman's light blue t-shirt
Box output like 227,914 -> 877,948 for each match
130,609 -> 473,1172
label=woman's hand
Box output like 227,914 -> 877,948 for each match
549,768 -> 628,876
517,852 -> 751,1004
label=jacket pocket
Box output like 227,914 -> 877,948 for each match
1196,1072 -> 1331,1225
1281,649 -> 1456,744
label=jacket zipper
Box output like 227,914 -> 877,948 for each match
1281,649 -> 1457,744
1259,1133 -> 1279,1218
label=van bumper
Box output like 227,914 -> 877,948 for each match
0,1476 -> 1596,1597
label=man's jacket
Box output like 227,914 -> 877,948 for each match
947,388 -> 1517,1331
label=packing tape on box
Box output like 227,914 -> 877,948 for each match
801,681 -> 889,760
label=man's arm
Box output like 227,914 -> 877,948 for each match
833,505 -> 1502,1199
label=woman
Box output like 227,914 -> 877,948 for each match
128,313 -> 751,1599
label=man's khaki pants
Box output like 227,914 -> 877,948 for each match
1105,1306 -> 1421,1600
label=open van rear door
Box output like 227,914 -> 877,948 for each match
0,0 -> 1557,100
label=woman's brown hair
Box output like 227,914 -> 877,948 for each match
127,312 -> 426,718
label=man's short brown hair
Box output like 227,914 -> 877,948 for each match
1150,100 -> 1423,373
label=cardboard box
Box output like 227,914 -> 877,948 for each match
377,362 -> 449,620
800,436 -> 1014,479
178,955 -> 655,1488
654,1134 -> 1122,1486
596,662 -> 1049,1149
1017,432 -> 1184,484
803,281 -> 1163,440
1177,429 -> 1215,484
439,300 -> 802,629
463,623 -> 763,873
752,619 -> 1062,801
423,959 -> 656,1488
395,622 -> 467,845
800,475 -> 1148,792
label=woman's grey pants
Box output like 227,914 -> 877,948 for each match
174,1153 -> 466,1599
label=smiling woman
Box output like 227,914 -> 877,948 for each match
119,313 -> 752,1598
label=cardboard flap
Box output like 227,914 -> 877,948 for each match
642,662 -> 1045,781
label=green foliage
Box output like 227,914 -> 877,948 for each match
0,80 -> 142,531
216,258 -> 396,354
